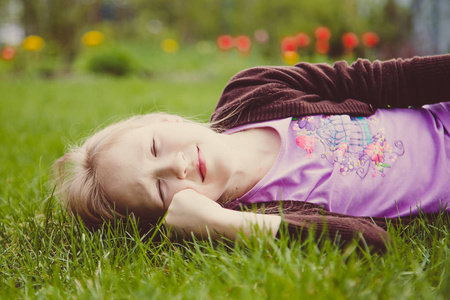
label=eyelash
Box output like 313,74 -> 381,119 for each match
157,180 -> 164,204
152,138 -> 164,204
152,138 -> 157,157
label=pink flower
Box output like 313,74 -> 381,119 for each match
296,135 -> 315,154
364,141 -> 384,164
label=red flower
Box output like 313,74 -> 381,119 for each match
342,32 -> 359,49
314,26 -> 331,41
1,46 -> 16,61
236,35 -> 252,53
296,33 -> 310,48
281,36 -> 297,52
217,35 -> 234,51
315,40 -> 329,55
362,32 -> 379,48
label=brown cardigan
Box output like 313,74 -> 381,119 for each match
211,55 -> 450,130
215,55 -> 450,251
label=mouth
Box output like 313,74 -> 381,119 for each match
197,146 -> 206,182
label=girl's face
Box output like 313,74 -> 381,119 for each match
98,118 -> 234,220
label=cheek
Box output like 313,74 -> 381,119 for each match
166,181 -> 194,202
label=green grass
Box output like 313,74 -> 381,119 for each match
0,49 -> 449,299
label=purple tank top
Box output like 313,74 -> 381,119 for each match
225,102 -> 450,218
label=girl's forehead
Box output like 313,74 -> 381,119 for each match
98,144 -> 147,193
114,123 -> 154,143
100,168 -> 152,214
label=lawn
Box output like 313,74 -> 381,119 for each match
0,50 -> 449,299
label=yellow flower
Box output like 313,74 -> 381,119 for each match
82,31 -> 104,47
161,38 -> 179,53
23,35 -> 45,51
283,51 -> 299,65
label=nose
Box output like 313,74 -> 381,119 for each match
171,151 -> 187,179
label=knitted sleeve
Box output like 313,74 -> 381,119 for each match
223,201 -> 392,252
277,213 -> 389,253
211,55 -> 450,130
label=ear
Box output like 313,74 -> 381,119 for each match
161,115 -> 183,123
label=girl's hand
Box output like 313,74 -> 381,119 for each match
165,189 -> 281,240
164,189 -> 224,238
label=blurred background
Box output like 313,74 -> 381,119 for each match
0,0 -> 449,79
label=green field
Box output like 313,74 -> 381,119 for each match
0,51 -> 449,299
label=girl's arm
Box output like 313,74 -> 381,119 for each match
165,190 -> 389,252
165,189 -> 281,240
211,54 -> 450,129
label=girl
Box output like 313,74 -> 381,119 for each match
55,54 -> 450,252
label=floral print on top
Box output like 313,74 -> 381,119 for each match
291,115 -> 405,178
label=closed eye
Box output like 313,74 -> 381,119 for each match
157,179 -> 165,206
152,138 -> 157,157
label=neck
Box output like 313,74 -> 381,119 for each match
218,128 -> 281,203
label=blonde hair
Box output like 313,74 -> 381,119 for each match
54,113 -> 187,229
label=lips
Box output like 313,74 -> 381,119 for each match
197,146 -> 206,182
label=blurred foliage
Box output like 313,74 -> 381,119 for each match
364,0 -> 413,57
84,46 -> 137,76
0,0 -> 413,76
126,0 -> 413,58
17,0 -> 102,67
